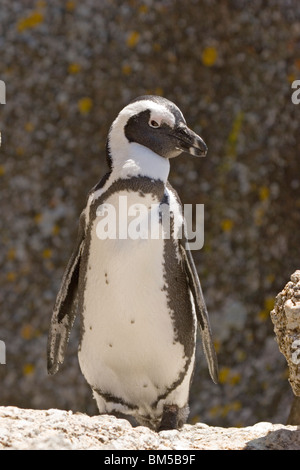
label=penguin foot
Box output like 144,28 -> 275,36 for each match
158,404 -> 179,431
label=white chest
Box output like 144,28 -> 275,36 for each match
78,189 -> 194,414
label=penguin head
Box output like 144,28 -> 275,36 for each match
107,95 -> 207,169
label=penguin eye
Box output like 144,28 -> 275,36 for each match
149,120 -> 160,128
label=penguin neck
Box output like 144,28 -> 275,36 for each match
109,143 -> 170,184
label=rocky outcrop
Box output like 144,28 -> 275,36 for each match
271,271 -> 300,398
270,270 -> 300,424
0,407 -> 299,450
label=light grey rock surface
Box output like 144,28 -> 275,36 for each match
0,407 -> 299,450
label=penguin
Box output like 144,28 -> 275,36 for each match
47,95 -> 218,431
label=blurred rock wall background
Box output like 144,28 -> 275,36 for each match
0,0 -> 299,427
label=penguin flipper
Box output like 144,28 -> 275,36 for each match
180,242 -> 219,384
47,211 -> 86,375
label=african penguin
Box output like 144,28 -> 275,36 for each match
47,95 -> 218,431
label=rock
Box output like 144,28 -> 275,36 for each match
0,407 -> 299,450
270,271 -> 300,398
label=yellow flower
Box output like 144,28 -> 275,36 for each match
264,296 -> 275,312
23,364 -> 35,376
288,73 -> 296,84
221,219 -> 234,232
213,339 -> 221,354
259,186 -> 270,201
138,5 -> 148,14
236,349 -> 247,362
221,404 -> 232,417
229,373 -> 241,386
254,206 -> 264,226
258,298 -> 274,322
126,31 -> 140,48
66,1 -> 76,12
7,248 -> 16,261
209,405 -> 221,417
258,309 -> 268,322
17,11 -> 44,33
219,367 -> 230,384
78,97 -> 93,115
122,64 -> 132,76
266,273 -> 275,284
16,147 -> 25,156
201,46 -> 218,67
42,248 -> 52,259
52,224 -> 60,236
68,63 -> 81,74
21,325 -> 35,340
34,213 -> 42,223
25,122 -> 34,132
219,367 -> 240,386
6,272 -> 16,282
231,401 -> 242,411
154,87 -> 163,96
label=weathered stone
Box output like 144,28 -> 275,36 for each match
0,407 -> 299,450
270,271 -> 300,398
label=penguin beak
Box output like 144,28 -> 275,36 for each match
173,125 -> 208,157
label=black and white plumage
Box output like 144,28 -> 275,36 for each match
47,95 -> 218,431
